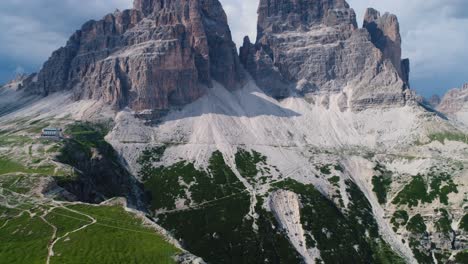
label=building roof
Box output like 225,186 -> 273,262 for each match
42,128 -> 62,131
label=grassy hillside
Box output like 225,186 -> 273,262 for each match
0,202 -> 180,264
0,121 -> 181,264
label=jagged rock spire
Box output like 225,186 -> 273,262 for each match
363,8 -> 410,87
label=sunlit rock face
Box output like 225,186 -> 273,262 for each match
24,0 -> 245,112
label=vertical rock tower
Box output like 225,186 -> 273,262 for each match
240,0 -> 411,110
24,0 -> 245,112
363,8 -> 410,86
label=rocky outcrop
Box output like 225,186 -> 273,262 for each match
56,124 -> 145,208
270,190 -> 316,263
23,0 -> 245,112
363,8 -> 410,87
240,0 -> 410,110
2,73 -> 29,90
438,83 -> 468,114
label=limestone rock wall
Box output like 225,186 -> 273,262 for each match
240,0 -> 410,110
24,0 -> 245,112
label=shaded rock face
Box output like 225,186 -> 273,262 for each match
363,8 -> 410,87
438,83 -> 468,114
57,133 -> 145,207
240,0 -> 410,110
24,0 -> 244,112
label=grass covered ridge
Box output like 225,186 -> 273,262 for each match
50,205 -> 179,264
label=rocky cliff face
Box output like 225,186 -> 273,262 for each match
240,0 -> 410,110
23,0 -> 244,113
438,83 -> 468,114
363,8 -> 409,86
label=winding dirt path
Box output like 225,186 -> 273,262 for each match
45,206 -> 97,264
42,209 -> 58,264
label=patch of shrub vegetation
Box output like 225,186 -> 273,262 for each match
334,164 -> 344,172
455,250 -> 468,264
151,150 -> 302,263
460,214 -> 468,232
272,179 -> 404,264
435,209 -> 452,235
408,237 -> 434,264
427,172 -> 458,205
392,175 -> 427,207
143,151 -> 245,211
372,164 -> 393,204
406,214 -> 426,234
434,250 -> 451,264
428,132 -> 468,144
391,210 -> 409,230
392,170 -> 458,207
138,146 -> 166,166
159,193 -> 302,264
318,164 -> 332,175
234,148 -> 267,184
327,176 -> 340,187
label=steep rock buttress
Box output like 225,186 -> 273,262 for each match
240,0 -> 411,110
23,0 -> 245,114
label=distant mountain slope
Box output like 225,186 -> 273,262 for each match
438,83 -> 468,127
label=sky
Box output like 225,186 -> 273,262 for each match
0,0 -> 467,98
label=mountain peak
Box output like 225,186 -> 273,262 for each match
363,8 -> 409,86
241,1 -> 409,110
257,0 -> 357,39
22,0 -> 244,114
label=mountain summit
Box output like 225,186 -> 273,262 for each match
23,0 -> 244,113
22,0 -> 413,114
240,0 -> 410,110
